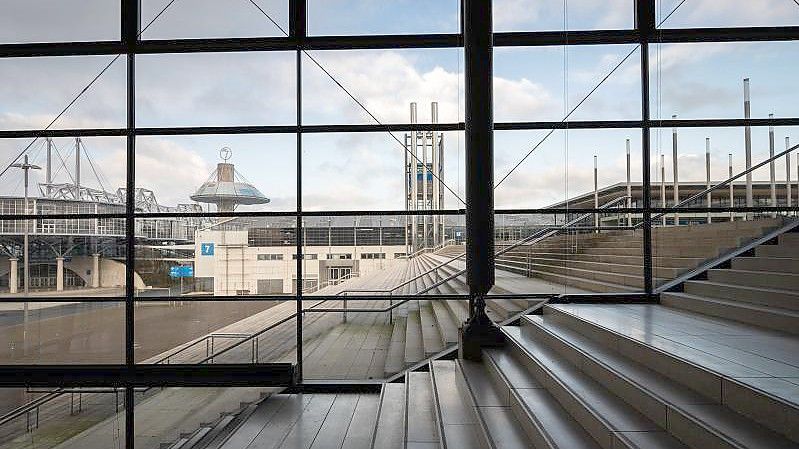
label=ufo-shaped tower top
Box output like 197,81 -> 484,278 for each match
190,149 -> 270,212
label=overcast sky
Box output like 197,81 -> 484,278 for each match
0,0 -> 797,212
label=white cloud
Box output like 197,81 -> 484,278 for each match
493,0 -> 543,29
662,0 -> 799,27
98,139 -> 211,207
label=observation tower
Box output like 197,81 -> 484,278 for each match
190,147 -> 270,212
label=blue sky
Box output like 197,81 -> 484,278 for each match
0,0 -> 797,212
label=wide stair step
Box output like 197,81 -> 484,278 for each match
430,360 -> 491,449
522,313 -> 796,449
530,269 -> 638,293
419,301 -> 445,356
544,304 -> 799,443
404,309 -> 425,366
482,347 -> 601,449
661,292 -> 799,335
405,371 -> 438,448
373,383 -> 406,448
458,358 -> 533,448
731,256 -> 799,274
707,269 -> 799,291
384,316 -> 407,377
683,279 -> 799,312
502,324 -> 687,449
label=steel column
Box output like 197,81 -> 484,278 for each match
638,0 -> 655,294
461,0 -> 503,361
122,1 -> 139,447
463,0 -> 495,297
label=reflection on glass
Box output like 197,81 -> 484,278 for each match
0,301 -> 125,364
134,387 -> 276,449
0,387 -> 125,448
308,0 -> 459,35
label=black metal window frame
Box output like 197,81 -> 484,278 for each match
0,1 -> 798,446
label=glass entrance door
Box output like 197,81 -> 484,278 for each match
328,267 -> 352,285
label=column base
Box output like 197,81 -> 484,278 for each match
459,298 -> 505,362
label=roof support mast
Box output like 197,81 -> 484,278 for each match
75,137 -> 81,200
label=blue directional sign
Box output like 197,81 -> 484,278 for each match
200,243 -> 215,256
170,265 -> 194,278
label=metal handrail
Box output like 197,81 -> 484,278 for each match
637,141 -> 799,227
193,312 -> 298,364
333,195 -> 630,298
158,195 -> 631,369
317,196 -> 630,312
0,390 -> 63,429
0,196 -> 630,430
401,239 -> 457,259
303,271 -> 360,294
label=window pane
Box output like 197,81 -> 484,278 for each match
303,213 -> 467,381
302,49 -> 462,125
493,211 -> 643,296
494,0 -> 634,32
135,216 -> 296,300
495,129 -> 644,209
648,125 -> 799,221
1,136 -> 126,204
302,131 -> 464,212
134,300 -> 281,363
135,134 -> 296,214
656,0 -> 799,28
134,387 -> 277,448
494,45 -> 642,123
308,0 -> 460,36
650,42 -> 799,120
0,55 -> 126,131
136,52 -> 296,128
140,0 -> 289,39
0,1 -> 119,44
0,301 -> 125,364
0,387 -> 125,448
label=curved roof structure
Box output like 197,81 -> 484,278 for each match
190,161 -> 270,211
190,180 -> 270,205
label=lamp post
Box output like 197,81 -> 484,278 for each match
11,154 -> 41,351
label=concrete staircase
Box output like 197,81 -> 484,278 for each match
493,218 -> 784,293
489,305 -> 798,449
308,250 -> 552,378
661,230 -> 799,334
215,296 -> 799,449
173,220 -> 799,449
379,253 -> 546,377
